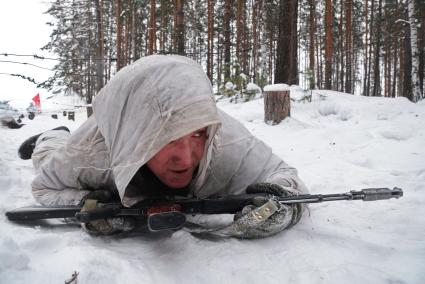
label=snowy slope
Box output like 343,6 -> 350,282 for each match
0,90 -> 424,284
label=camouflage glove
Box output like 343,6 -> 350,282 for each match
229,183 -> 302,239
245,183 -> 303,227
80,190 -> 135,236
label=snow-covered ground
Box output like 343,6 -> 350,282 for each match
0,90 -> 424,283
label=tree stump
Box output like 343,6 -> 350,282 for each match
264,90 -> 291,125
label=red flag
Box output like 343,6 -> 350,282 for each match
32,93 -> 41,113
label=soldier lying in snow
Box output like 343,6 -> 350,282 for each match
18,55 -> 308,239
1,116 -> 24,129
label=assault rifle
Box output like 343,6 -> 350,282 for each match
5,187 -> 403,232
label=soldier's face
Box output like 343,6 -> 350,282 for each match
147,127 -> 208,189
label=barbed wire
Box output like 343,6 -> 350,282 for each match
0,72 -> 39,84
0,48 -> 255,89
0,52 -> 127,62
0,48 -> 253,62
0,72 -> 49,88
0,60 -> 53,71
0,53 -> 59,61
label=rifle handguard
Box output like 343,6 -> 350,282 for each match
75,206 -> 121,223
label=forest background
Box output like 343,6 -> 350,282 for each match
16,0 -> 425,106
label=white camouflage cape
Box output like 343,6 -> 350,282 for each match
31,55 -> 307,209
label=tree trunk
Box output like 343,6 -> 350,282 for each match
363,0 -> 369,96
124,5 -> 130,66
95,0 -> 105,93
275,0 -> 298,85
217,32 -> 222,90
268,20 -> 274,84
385,37 -> 390,97
107,1 -> 113,80
408,0 -> 421,102
207,0 -> 214,81
316,22 -> 322,88
149,0 -> 156,55
419,1 -> 425,96
345,0 -> 352,93
223,0 -> 232,80
399,32 -> 405,98
116,0 -> 123,70
252,0 -> 259,82
308,0 -> 316,89
131,3 -> 136,60
371,0 -> 382,97
264,90 -> 291,124
403,24 -> 412,100
337,0 -> 344,91
236,0 -> 243,68
392,37 -> 398,98
160,0 -> 165,52
174,0 -> 185,55
366,0 -> 375,96
241,1 -> 248,75
324,0 -> 333,89
92,0 -> 105,118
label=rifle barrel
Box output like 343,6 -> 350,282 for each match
277,187 -> 403,204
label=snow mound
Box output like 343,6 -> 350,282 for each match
379,127 -> 413,141
246,82 -> 261,93
317,102 -> 353,121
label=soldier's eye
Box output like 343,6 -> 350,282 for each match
193,128 -> 207,138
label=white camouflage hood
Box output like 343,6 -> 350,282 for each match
92,55 -> 221,206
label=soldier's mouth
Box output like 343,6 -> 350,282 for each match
171,169 -> 190,174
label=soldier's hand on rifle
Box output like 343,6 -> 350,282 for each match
80,189 -> 136,236
230,183 -> 303,239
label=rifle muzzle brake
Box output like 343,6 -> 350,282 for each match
358,187 -> 403,201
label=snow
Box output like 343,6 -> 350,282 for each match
1,90 -> 425,283
0,1 -> 54,104
224,81 -> 235,90
264,83 -> 290,92
246,82 -> 262,93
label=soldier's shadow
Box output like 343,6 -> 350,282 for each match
6,219 -> 81,231
7,218 -> 227,241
